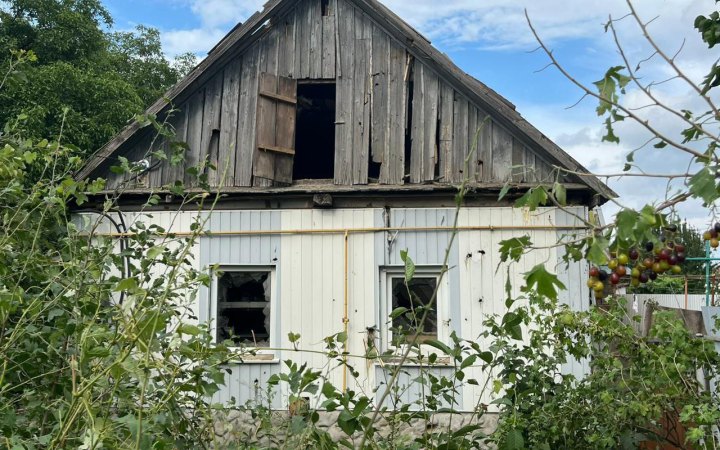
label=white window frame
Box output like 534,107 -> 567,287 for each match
210,265 -> 277,360
379,266 -> 450,358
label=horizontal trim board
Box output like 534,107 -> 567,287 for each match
259,90 -> 298,105
259,145 -> 296,155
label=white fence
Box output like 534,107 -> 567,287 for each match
625,293 -> 708,312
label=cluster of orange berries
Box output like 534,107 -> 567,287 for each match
587,229 -> 686,299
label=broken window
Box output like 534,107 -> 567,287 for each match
389,276 -> 438,346
216,270 -> 272,346
294,82 -> 336,180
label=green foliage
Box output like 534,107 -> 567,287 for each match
0,0 -> 194,155
489,296 -> 720,449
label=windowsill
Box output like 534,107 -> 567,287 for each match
374,356 -> 453,367
226,353 -> 280,365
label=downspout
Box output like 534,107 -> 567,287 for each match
343,230 -> 349,392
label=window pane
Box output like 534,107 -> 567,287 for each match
391,276 -> 438,345
217,271 -> 271,346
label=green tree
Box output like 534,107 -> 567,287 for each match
0,0 -> 195,156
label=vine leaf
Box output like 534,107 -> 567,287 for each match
522,264 -> 566,300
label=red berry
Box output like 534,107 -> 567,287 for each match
589,267 -> 600,277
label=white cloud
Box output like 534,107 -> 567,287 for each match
162,27 -> 228,56
190,0 -> 264,28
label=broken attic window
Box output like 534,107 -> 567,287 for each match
216,270 -> 271,347
293,82 -> 336,180
390,276 -> 438,346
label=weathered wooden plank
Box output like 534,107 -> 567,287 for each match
235,46 -> 259,186
309,0 -> 323,78
278,6 -> 296,78
351,9 -> 371,185
321,0 -> 337,78
161,104 -> 188,186
254,73 -> 278,184
466,104 -> 478,182
333,0 -> 355,184
438,83 -> 454,183
423,66 -> 439,182
370,25 -> 389,165
259,90 -> 297,105
536,155 -> 553,182
274,76 -> 297,184
451,94 -> 468,183
147,129 -> 164,188
525,149 -> 537,182
259,27 -> 279,76
295,0 -> 310,78
219,58 -> 241,186
184,88 -> 205,187
477,111 -> 492,182
511,137 -> 525,182
380,40 -> 406,185
201,72 -> 223,186
409,61 -> 422,183
492,123 -> 513,182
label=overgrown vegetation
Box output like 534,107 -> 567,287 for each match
2,0 -> 720,449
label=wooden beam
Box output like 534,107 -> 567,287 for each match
259,90 -> 298,105
259,145 -> 296,156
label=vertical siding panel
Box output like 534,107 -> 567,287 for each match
235,46 -> 259,186
422,68 -> 440,182
381,41 -> 407,184
466,105 -> 478,182
202,73 -> 224,186
438,83 -> 454,183
309,0 -> 323,78
451,94 -> 468,183
409,63 -> 441,183
161,105 -> 188,185
184,88 -> 205,187
351,10 -> 371,185
492,124 -> 513,182
219,58 -> 242,186
511,137 -> 525,182
294,0 -> 310,78
409,61 -> 425,183
525,150 -> 537,182
278,6 -> 297,78
370,26 -> 389,166
334,0 -> 354,184
321,0 -> 337,78
477,114 -> 492,182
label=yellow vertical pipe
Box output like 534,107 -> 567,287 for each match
342,230 -> 349,392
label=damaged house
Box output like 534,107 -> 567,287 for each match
76,0 -> 614,411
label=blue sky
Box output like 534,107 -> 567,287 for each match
103,0 -> 716,227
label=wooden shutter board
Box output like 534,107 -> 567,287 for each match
254,72 -> 279,183
273,76 -> 297,184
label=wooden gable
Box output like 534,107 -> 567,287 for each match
77,0 -> 614,203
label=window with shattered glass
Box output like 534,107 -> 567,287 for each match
216,270 -> 271,346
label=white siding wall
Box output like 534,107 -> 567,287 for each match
76,205 -> 589,412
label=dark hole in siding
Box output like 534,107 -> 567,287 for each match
294,82 -> 336,180
404,79 -> 414,180
435,117 -> 441,180
368,124 -> 381,181
321,0 -> 330,16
